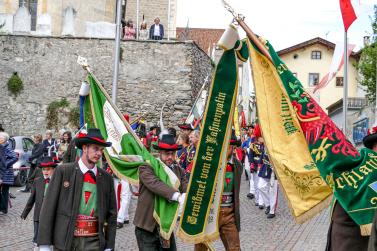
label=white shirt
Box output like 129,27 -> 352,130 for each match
78,159 -> 97,176
153,24 -> 160,37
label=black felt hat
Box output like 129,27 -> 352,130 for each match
75,128 -> 112,149
39,156 -> 58,168
153,134 -> 182,151
230,129 -> 241,146
363,126 -> 377,149
178,123 -> 193,130
150,124 -> 160,131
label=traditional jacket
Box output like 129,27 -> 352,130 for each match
258,151 -> 272,179
222,154 -> 242,231
176,146 -> 189,170
21,176 -> 49,221
133,162 -> 188,233
37,161 -> 117,251
186,144 -> 197,173
248,142 -> 264,173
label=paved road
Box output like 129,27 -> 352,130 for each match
0,176 -> 329,250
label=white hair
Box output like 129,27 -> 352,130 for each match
0,132 -> 9,143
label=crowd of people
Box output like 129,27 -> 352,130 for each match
0,117 -> 278,250
122,17 -> 165,41
4,114 -> 377,251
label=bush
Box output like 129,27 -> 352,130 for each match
46,98 -> 69,130
7,72 -> 23,96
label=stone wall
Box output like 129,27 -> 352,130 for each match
0,35 -> 212,136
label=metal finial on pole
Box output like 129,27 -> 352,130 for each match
221,0 -> 273,63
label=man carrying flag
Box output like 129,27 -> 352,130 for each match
325,125 -> 377,250
134,132 -> 188,250
37,128 -> 117,251
194,130 -> 242,251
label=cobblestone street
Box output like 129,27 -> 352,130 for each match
0,176 -> 329,250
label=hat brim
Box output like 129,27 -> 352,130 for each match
39,162 -> 58,168
363,134 -> 377,149
178,124 -> 193,130
152,143 -> 182,151
75,137 -> 112,149
230,139 -> 241,146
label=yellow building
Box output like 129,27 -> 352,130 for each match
277,37 -> 362,112
1,0 -> 116,36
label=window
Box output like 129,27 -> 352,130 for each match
311,51 -> 322,60
23,138 -> 34,152
19,0 -> 38,31
309,73 -> 319,86
336,77 -> 344,87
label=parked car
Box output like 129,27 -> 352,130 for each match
8,136 -> 34,186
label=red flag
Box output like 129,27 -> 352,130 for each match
339,0 -> 357,31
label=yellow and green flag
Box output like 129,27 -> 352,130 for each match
248,35 -> 377,234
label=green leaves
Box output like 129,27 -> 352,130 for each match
357,5 -> 377,102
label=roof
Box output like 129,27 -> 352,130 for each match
277,37 -> 359,59
326,97 -> 368,115
176,27 -> 225,53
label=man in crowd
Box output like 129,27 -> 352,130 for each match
195,130 -> 243,251
37,128 -> 117,251
21,157 -> 57,246
248,125 -> 264,206
42,130 -> 57,158
146,125 -> 160,153
149,17 -> 164,40
178,123 -> 193,136
114,175 -> 132,229
326,126 -> 377,250
134,132 -> 187,250
186,130 -> 200,177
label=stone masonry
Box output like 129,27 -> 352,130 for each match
0,35 -> 212,136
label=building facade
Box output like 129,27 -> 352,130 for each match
277,37 -> 362,112
0,0 -> 116,36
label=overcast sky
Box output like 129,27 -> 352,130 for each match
176,0 -> 376,51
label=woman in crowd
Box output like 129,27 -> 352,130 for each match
57,131 -> 71,160
123,20 -> 136,40
139,21 -> 149,40
176,133 -> 190,170
0,132 -> 18,214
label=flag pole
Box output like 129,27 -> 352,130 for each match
343,31 -> 348,134
136,0 -> 139,40
112,0 -> 122,105
375,61 -> 377,125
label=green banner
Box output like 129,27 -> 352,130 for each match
178,46 -> 239,242
85,73 -> 180,240
251,37 -> 377,234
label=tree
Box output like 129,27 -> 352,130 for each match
358,5 -> 377,101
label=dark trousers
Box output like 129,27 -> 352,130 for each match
54,236 -> 100,251
135,227 -> 176,251
151,36 -> 162,40
25,164 -> 40,191
326,202 -> 369,251
0,184 -> 9,213
33,221 -> 39,243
